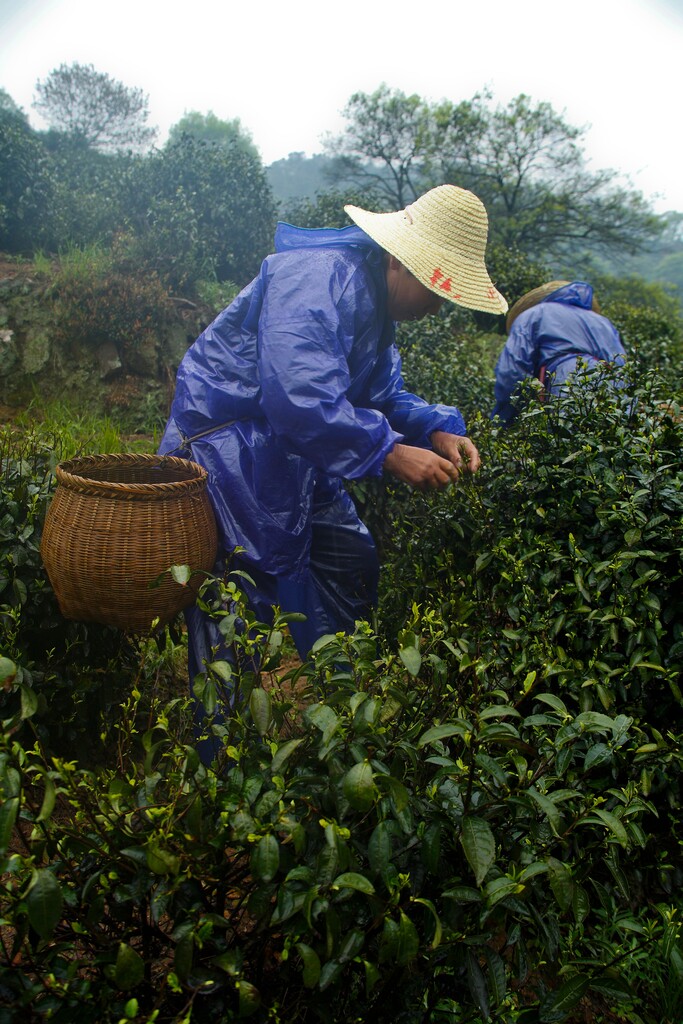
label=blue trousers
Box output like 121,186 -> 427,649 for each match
186,485 -> 379,763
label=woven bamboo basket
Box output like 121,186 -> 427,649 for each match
40,453 -> 218,633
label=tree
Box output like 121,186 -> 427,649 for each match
122,134 -> 277,290
0,87 -> 24,116
326,87 -> 663,267
167,110 -> 259,162
267,152 -> 336,203
433,92 -> 663,265
282,187 -> 385,230
44,135 -> 133,250
33,62 -> 157,153
0,108 -> 56,253
324,84 -> 434,208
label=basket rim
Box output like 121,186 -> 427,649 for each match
54,452 -> 209,498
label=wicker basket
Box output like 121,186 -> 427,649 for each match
40,453 -> 218,633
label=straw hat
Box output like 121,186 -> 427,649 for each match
344,185 -> 508,315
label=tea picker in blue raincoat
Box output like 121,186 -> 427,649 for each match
491,280 -> 626,425
159,184 -> 508,759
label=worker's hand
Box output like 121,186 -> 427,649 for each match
383,443 -> 460,491
430,430 -> 481,475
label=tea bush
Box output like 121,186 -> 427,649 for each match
377,364 -> 683,879
2,570 -> 681,1023
605,298 -> 683,375
378,364 -> 683,689
3,348 -> 683,1022
398,315 -> 500,422
49,246 -> 175,369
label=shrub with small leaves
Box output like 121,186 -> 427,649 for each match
2,565 -> 682,1023
50,254 -> 175,370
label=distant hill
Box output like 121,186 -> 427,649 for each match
596,211 -> 683,308
265,152 -> 333,203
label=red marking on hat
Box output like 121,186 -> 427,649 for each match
487,286 -> 497,299
431,268 -> 461,296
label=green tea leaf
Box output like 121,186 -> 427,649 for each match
37,775 -> 56,823
588,974 -> 633,1001
20,683 -> 38,720
170,563 -> 191,585
332,872 -> 375,894
249,687 -> 272,736
237,979 -> 261,1017
342,761 -> 375,811
0,656 -> 17,688
0,796 -> 19,856
467,949 -> 490,1018
250,833 -> 279,882
26,868 -> 62,939
295,942 -> 321,988
115,942 -> 145,991
146,843 -> 181,876
539,974 -> 589,1021
460,815 -> 495,885
584,808 -> 630,848
399,646 -> 422,676
367,822 -> 392,875
396,910 -> 419,965
417,722 -> 469,747
271,738 -> 303,774
546,857 -> 573,912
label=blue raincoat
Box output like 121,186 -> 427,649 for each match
491,281 -> 626,424
159,223 -> 469,741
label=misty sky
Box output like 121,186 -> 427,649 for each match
1,0 -> 682,213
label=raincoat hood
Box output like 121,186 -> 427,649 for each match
538,281 -> 595,313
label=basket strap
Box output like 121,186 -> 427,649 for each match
169,419 -> 238,455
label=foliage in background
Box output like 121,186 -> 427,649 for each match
41,137 -> 132,251
622,211 -> 683,310
33,61 -> 157,154
267,152 -> 355,205
485,244 -> 551,313
1,71 -> 276,297
0,107 -> 57,255
122,135 -> 277,290
324,86 -> 664,272
167,110 -> 259,162
281,187 -> 385,229
1,72 -> 680,326
47,243 -> 175,361
608,301 -> 683,376
589,271 -> 681,318
325,84 -> 436,208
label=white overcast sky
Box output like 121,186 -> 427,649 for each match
1,0 -> 682,214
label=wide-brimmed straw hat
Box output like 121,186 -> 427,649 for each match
344,185 -> 508,315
